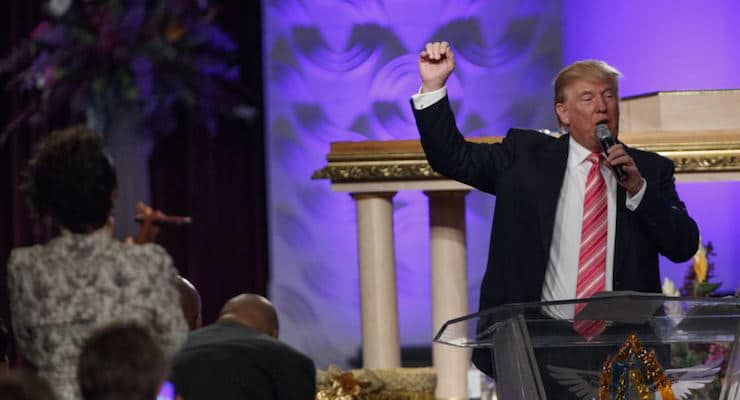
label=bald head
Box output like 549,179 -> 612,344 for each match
219,294 -> 279,338
177,276 -> 202,331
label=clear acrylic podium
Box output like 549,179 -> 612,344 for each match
434,293 -> 740,400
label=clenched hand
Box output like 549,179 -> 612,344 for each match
419,41 -> 455,93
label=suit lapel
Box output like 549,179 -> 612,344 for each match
613,186 -> 628,288
535,134 -> 569,254
613,146 -> 636,288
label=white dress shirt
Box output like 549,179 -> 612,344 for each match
412,87 -> 647,318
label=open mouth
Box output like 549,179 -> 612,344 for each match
596,118 -> 609,126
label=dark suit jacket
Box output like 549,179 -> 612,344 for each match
413,96 -> 699,376
171,321 -> 316,400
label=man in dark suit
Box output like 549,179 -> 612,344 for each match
412,41 -> 699,381
171,294 -> 316,400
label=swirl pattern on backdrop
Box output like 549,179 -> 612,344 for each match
264,0 -> 563,368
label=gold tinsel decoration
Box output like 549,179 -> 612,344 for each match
598,334 -> 675,400
316,366 -> 435,400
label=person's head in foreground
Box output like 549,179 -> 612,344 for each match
77,322 -> 168,400
0,370 -> 57,400
219,293 -> 279,338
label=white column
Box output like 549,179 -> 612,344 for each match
352,192 -> 401,368
426,190 -> 470,399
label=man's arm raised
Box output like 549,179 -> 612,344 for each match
412,41 -> 510,195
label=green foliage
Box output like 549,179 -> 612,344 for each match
671,241 -> 728,400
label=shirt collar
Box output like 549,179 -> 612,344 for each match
567,136 -> 597,168
50,225 -> 113,259
58,225 -> 112,245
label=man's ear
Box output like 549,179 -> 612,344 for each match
555,102 -> 569,126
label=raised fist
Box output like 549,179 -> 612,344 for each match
418,41 -> 455,93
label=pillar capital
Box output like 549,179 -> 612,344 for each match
350,191 -> 397,201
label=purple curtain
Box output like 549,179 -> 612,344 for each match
0,0 -> 44,332
149,0 -> 269,325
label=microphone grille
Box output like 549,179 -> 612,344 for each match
595,124 -> 611,140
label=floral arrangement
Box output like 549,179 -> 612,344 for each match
679,241 -> 723,297
1,0 -> 246,140
663,241 -> 729,400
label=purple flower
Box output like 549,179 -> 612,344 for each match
120,2 -> 146,41
30,22 -> 51,40
195,55 -> 229,76
131,55 -> 153,98
28,51 -> 51,87
167,0 -> 187,11
31,22 -> 67,47
42,65 -> 56,87
191,25 -> 236,52
225,65 -> 239,81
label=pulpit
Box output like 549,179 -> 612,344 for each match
435,293 -> 740,400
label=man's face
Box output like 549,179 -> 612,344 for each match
555,78 -> 619,152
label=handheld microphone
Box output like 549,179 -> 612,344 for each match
595,124 -> 628,182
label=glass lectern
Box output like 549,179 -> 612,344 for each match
434,293 -> 740,400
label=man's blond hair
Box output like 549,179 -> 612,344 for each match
553,60 -> 622,105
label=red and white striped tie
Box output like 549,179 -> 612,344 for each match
573,153 -> 607,339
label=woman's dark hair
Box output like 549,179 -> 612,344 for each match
78,322 -> 167,400
24,125 -> 117,232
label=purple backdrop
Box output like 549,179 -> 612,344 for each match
264,0 -> 738,368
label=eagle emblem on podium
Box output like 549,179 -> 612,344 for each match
546,334 -> 722,400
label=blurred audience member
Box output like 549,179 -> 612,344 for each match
7,126 -> 187,400
0,369 -> 56,400
177,276 -> 202,331
78,322 -> 167,400
172,294 -> 316,400
1,318 -> 9,377
0,370 -> 57,400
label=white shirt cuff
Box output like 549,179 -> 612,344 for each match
411,86 -> 447,110
625,178 -> 647,211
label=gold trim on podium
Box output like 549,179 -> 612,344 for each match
312,130 -> 740,182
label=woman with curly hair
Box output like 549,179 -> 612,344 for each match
7,125 -> 187,400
